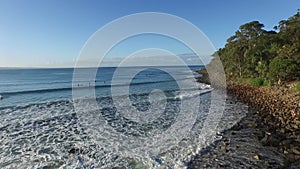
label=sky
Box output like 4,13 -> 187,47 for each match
0,0 -> 299,67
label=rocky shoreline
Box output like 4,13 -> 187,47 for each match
188,107 -> 289,168
227,82 -> 300,161
188,71 -> 300,168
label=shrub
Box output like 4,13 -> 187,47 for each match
269,56 -> 298,82
250,78 -> 265,86
295,82 -> 300,92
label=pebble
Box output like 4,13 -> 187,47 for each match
254,155 -> 260,161
188,82 -> 300,168
291,147 -> 300,155
228,83 -> 300,161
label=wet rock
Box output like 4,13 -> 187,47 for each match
268,135 -> 281,146
261,135 -> 268,145
221,140 -> 229,147
188,109 -> 288,169
68,147 -> 80,154
188,82 -> 300,168
216,163 -> 222,168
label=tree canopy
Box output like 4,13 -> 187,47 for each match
218,12 -> 300,84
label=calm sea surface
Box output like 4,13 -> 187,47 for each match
0,66 -> 202,108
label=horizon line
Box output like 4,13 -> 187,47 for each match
0,64 -> 205,69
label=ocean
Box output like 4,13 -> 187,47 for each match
0,66 -> 248,168
0,66 -> 203,108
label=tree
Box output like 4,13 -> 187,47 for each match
219,21 -> 267,78
269,56 -> 298,84
218,12 -> 300,84
239,21 -> 265,40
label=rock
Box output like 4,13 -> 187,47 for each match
231,131 -> 237,135
188,82 -> 300,168
261,135 -> 269,145
69,147 -> 80,154
280,128 -> 286,134
221,141 -> 229,147
281,139 -> 292,147
254,155 -> 261,160
234,145 -> 239,149
291,147 -> 300,155
291,109 -> 296,118
247,123 -> 257,128
268,135 -> 281,146
287,154 -> 300,161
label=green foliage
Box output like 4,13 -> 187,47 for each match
234,77 -> 269,86
249,78 -> 266,86
218,12 -> 300,85
295,82 -> 300,92
269,56 -> 298,82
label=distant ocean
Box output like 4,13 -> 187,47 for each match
0,66 -> 247,168
0,66 -> 203,108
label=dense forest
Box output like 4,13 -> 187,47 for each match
217,12 -> 300,85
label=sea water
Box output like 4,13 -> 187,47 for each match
0,66 -> 248,168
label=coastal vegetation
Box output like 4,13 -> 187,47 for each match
193,12 -> 300,168
295,82 -> 300,93
216,12 -> 300,86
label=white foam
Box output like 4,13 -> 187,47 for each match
174,88 -> 212,100
0,91 -> 248,168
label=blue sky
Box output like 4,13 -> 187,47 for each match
0,0 -> 299,67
